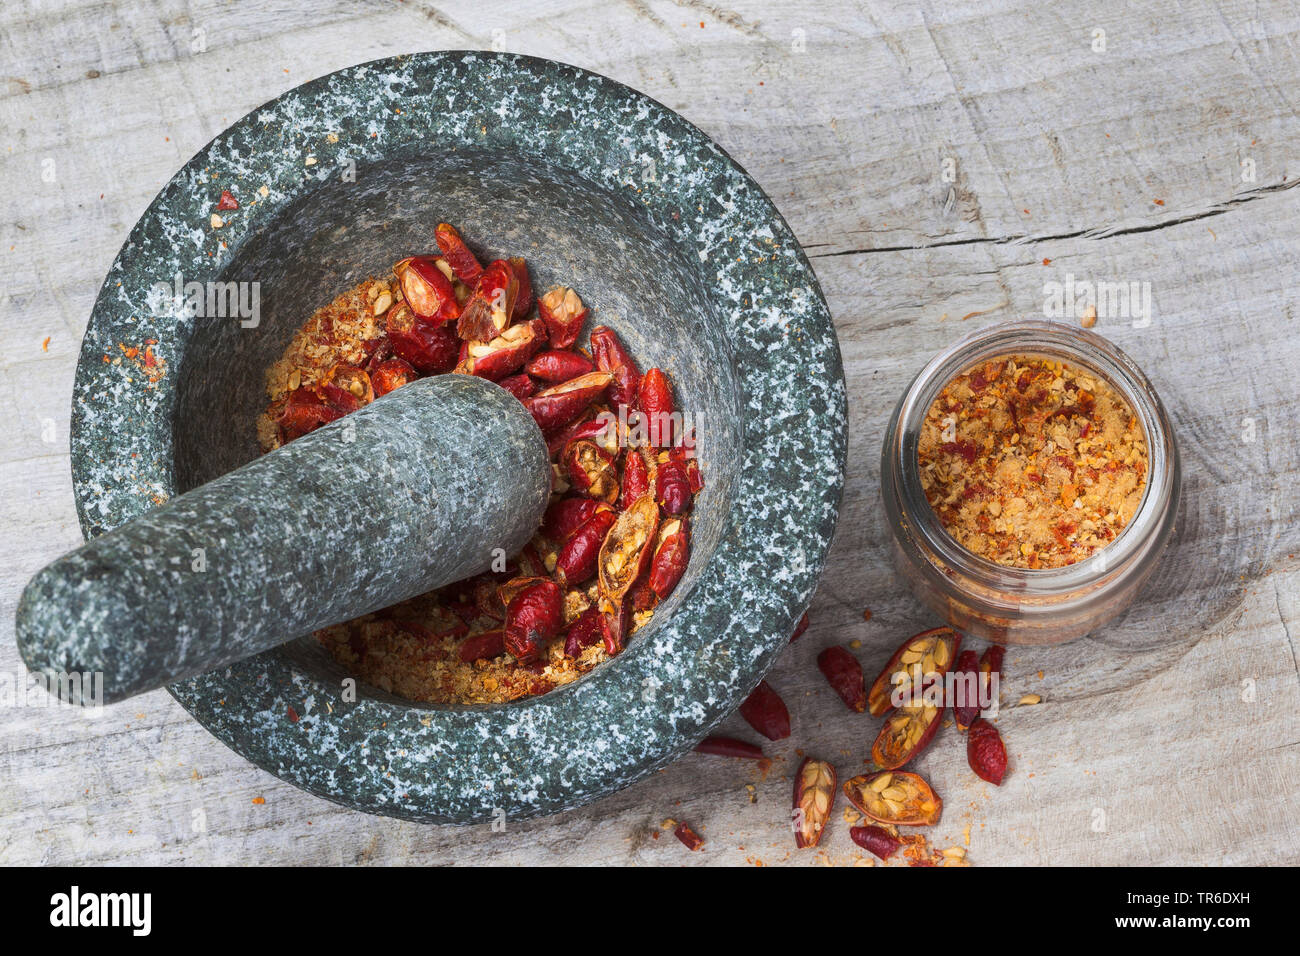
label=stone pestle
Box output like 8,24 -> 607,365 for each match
15,374 -> 551,704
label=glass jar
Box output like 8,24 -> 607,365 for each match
880,319 -> 1180,645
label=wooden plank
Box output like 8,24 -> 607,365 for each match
0,0 -> 1297,865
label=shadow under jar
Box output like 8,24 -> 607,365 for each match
881,319 -> 1180,645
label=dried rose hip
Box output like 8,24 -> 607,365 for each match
590,325 -> 640,408
543,496 -> 600,543
538,287 -> 587,349
792,757 -> 837,849
562,606 -> 603,657
817,645 -> 866,713
600,600 -> 631,655
507,256 -> 532,322
502,577 -> 562,662
850,825 -> 901,860
216,189 -> 239,211
655,455 -> 693,516
694,736 -> 765,760
639,367 -> 675,447
951,649 -> 982,731
555,508 -> 617,586
523,371 -> 613,433
546,412 -> 615,457
872,698 -> 945,770
526,349 -> 594,383
386,302 -> 459,374
673,821 -> 704,851
496,372 -> 536,401
457,259 -> 519,342
459,629 -> 506,662
867,626 -> 961,716
394,255 -> 459,323
455,319 -> 546,380
325,363 -> 374,405
565,438 -> 620,504
979,644 -> 1005,711
790,612 -> 810,643
619,448 -> 651,509
370,357 -> 417,397
967,717 -> 1007,785
739,680 -> 790,741
647,517 -> 689,600
277,389 -> 341,443
435,222 -> 483,284
597,494 -> 659,605
843,770 -> 943,826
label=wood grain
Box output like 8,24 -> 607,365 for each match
1,0 -> 1297,865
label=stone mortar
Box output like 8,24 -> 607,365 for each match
69,51 -> 848,822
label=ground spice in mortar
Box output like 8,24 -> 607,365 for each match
917,355 -> 1147,569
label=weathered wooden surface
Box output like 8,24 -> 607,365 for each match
1,0 -> 1298,865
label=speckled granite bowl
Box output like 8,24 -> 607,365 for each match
71,52 -> 846,822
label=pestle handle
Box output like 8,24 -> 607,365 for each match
16,375 -> 551,704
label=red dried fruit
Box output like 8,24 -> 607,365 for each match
655,456 -> 693,516
843,771 -> 943,826
867,626 -> 961,716
979,644 -> 1005,711
523,371 -> 613,433
739,680 -> 790,741
790,612 -> 810,643
457,259 -> 518,342
639,367 -> 675,447
673,821 -> 704,851
322,363 -> 374,408
555,508 -> 617,586
216,189 -> 239,211
562,607 -> 602,657
370,357 -> 416,397
496,372 -> 536,401
543,496 -> 601,543
526,349 -> 594,383
435,222 -> 483,284
967,717 -> 1007,785
546,412 -> 616,457
620,447 -> 651,509
276,389 -> 342,443
872,696 -> 945,770
817,645 -> 866,713
694,736 -> 765,760
600,600 -> 630,655
386,303 -> 459,374
951,649 -> 982,731
648,517 -> 689,599
537,287 -> 588,348
597,494 -> 659,605
589,325 -> 640,408
502,578 -> 562,663
565,438 -> 619,503
507,257 -> 533,322
394,256 -> 459,323
850,825 -> 901,860
888,684 -> 951,756
458,629 -> 506,662
792,757 -> 837,849
455,318 -> 546,380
